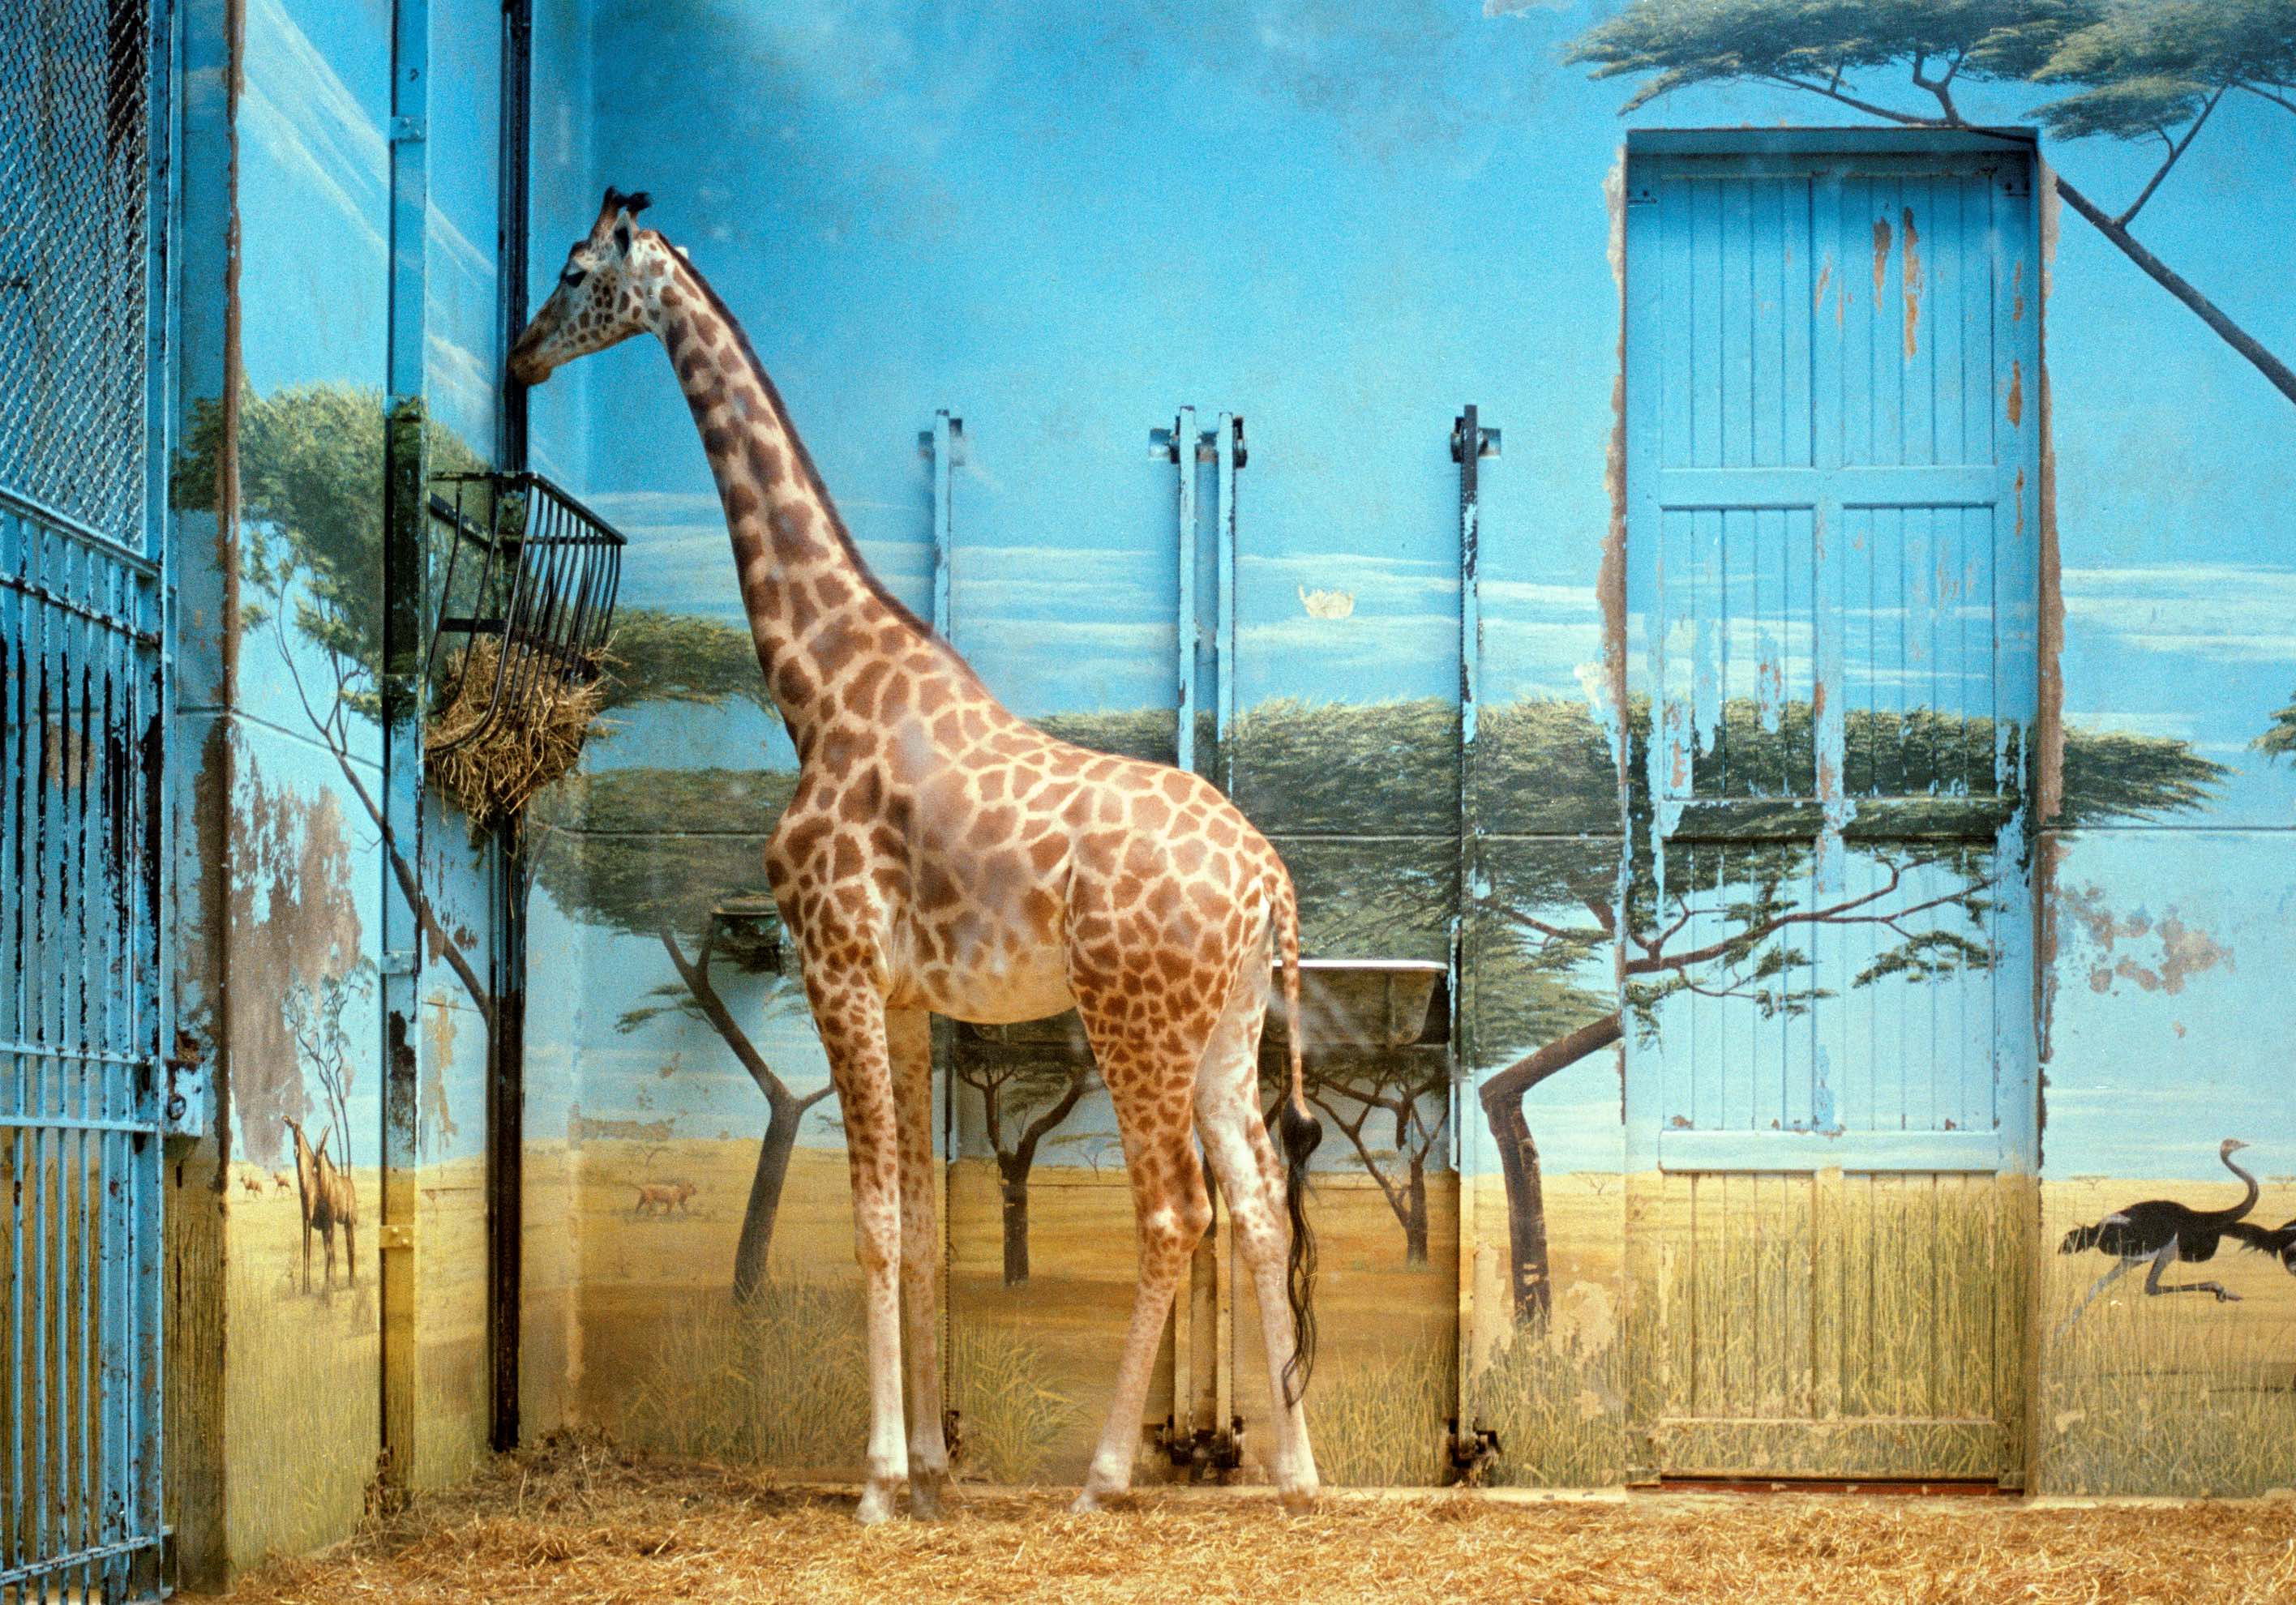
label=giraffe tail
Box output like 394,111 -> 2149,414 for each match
1272,869 -> 1321,1409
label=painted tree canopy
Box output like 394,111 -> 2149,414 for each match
1567,0 -> 2296,404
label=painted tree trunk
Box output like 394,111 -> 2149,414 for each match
1489,1096 -> 1552,1322
1403,1153 -> 1430,1266
731,1092 -> 802,1303
997,1153 -> 1033,1286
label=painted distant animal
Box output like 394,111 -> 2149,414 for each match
632,1180 -> 697,1218
2226,1218 -> 2296,1278
238,1171 -> 265,1200
509,188 -> 1326,1524
285,1117 -> 360,1292
272,1171 -> 293,1194
2056,1138 -> 2260,1332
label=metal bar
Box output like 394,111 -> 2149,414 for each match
927,412 -> 958,640
379,0 -> 434,1496
1214,414 -> 1238,796
1170,407 -> 1197,773
0,490 -> 160,581
489,0 -> 533,1439
0,1115 -> 162,1136
1450,405 -> 1493,1435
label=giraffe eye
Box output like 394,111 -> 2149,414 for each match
560,267 -> 588,289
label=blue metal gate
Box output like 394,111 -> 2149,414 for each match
1,0 -> 171,1591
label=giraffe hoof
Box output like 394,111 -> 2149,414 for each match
855,1483 -> 899,1526
909,1470 -> 949,1520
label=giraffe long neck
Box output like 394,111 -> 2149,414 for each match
652,253 -> 949,759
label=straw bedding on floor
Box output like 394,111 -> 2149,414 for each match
197,1432 -> 2296,1604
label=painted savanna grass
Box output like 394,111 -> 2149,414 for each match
1308,1342 -> 1453,1487
2040,1265 -> 2296,1497
619,1281 -> 871,1471
619,1281 -> 1085,1482
1467,1299 -> 1630,1488
949,1325 -> 1083,1484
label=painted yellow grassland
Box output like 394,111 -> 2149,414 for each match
550,1145 -> 2296,1496
563,1142 -> 1628,1487
216,1150 -> 495,1559
2039,1177 -> 2296,1496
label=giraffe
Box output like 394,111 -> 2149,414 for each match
508,189 -> 1326,1522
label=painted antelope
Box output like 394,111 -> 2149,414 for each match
285,1117 -> 359,1292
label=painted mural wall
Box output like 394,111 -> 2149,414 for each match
163,0 -> 516,1574
510,0 -> 2295,1497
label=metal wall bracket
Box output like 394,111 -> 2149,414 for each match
1446,1417 -> 1503,1487
161,1031 -> 208,1139
389,114 -> 426,145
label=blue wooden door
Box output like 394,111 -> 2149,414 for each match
1621,132 -> 2041,1483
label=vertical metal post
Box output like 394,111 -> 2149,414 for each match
923,412 -> 962,640
1212,415 -> 1242,794
1155,408 -> 1197,773
485,0 -> 534,1457
919,409 -> 962,1431
379,0 -> 431,1493
1450,406 -> 1497,1430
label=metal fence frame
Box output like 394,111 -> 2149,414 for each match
0,0 -> 175,1595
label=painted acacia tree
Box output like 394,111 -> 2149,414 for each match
1474,699 -> 2225,1322
1566,0 -> 2296,404
953,1042 -> 1096,1285
173,383 -> 756,1027
530,764 -> 839,1302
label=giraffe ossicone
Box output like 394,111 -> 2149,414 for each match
510,187 -> 1326,1520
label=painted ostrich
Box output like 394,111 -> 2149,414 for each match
2226,1218 -> 2296,1278
2056,1138 -> 2260,1333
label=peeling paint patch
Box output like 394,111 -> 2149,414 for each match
2006,359 -> 2024,428
2058,883 -> 2233,997
1813,259 -> 1831,312
1870,216 -> 1891,305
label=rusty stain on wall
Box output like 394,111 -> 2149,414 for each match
2058,884 -> 2234,996
2007,359 -> 2024,427
1871,215 -> 1891,304
1900,207 -> 1922,358
213,0 -> 246,708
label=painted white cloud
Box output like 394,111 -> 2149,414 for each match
2063,563 -> 2296,665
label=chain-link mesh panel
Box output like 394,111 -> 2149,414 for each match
0,0 -> 152,544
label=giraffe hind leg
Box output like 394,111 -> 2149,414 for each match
1192,959 -> 1320,1506
1068,1014 -> 1217,1513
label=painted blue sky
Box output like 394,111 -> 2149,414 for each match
514,1 -> 2296,1183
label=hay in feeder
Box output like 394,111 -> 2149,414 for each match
426,635 -> 610,832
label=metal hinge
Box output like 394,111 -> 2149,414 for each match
1626,182 -> 1657,206
379,1223 -> 416,1252
1446,1417 -> 1503,1486
380,949 -> 418,978
389,115 -> 426,146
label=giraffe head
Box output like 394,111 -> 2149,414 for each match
507,186 -> 668,386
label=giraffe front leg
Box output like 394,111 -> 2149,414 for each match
810,984 -> 910,1524
888,1006 -> 950,1517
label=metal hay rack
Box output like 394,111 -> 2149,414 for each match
423,469 -> 627,756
